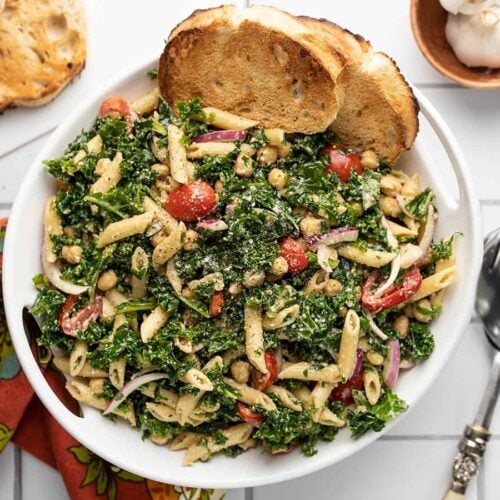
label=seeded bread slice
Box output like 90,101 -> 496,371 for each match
159,5 -> 346,134
0,0 -> 86,112
301,17 -> 419,164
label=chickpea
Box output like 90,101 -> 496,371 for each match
378,195 -> 402,218
150,435 -> 170,445
61,245 -> 82,264
214,180 -> 224,193
401,174 -> 421,197
230,360 -> 251,384
183,229 -> 199,251
271,256 -> 289,276
413,299 -> 433,323
228,282 -> 243,296
277,141 -> 292,158
324,279 -> 343,297
361,150 -> 379,170
393,315 -> 410,338
403,304 -> 414,318
243,270 -> 265,288
367,351 -> 384,366
257,145 -> 278,166
339,306 -> 348,318
240,144 -> 256,157
268,168 -> 287,190
182,287 -> 194,299
234,153 -> 254,178
299,215 -> 322,238
264,128 -> 285,145
151,163 -> 170,177
97,270 -> 118,291
358,337 -> 370,352
380,174 -> 403,197
63,226 -> 76,237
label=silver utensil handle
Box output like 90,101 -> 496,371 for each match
443,350 -> 500,499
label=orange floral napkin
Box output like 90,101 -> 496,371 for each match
0,218 -> 224,500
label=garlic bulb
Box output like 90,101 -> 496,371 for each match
440,0 -> 496,15
446,6 -> 500,67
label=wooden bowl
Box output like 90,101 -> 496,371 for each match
410,0 -> 500,88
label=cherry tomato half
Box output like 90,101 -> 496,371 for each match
279,236 -> 308,273
323,144 -> 363,183
165,180 -> 217,222
330,349 -> 364,405
361,266 -> 422,313
98,96 -> 131,120
209,291 -> 225,317
252,350 -> 278,391
59,295 -> 103,337
236,402 -> 265,427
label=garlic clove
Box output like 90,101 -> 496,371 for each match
440,0 -> 497,15
445,6 -> 500,68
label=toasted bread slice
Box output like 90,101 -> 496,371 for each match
159,5 -> 346,133
0,0 -> 86,112
301,18 -> 419,164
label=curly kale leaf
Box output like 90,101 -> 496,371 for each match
400,322 -> 435,362
348,390 -> 408,439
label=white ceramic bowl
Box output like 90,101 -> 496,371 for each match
3,58 -> 483,489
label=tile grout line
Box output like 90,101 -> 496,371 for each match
0,128 -> 56,161
14,447 -> 22,500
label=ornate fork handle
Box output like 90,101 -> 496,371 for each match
445,425 -> 490,498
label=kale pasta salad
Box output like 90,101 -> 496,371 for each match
32,87 -> 458,466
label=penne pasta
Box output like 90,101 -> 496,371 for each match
69,340 -> 88,377
201,107 -> 258,130
266,385 -> 302,412
338,310 -> 360,381
131,246 -> 149,299
179,368 -> 214,391
310,381 -> 335,422
43,196 -> 63,262
167,124 -> 189,184
183,423 -> 253,466
131,87 -> 160,115
337,245 -> 396,268
97,212 -> 153,248
278,362 -> 340,384
140,306 -> 169,343
244,304 -> 267,374
53,356 -> 107,378
152,222 -> 186,269
90,151 -> 122,194
224,378 -> 276,411
109,358 -> 126,390
187,142 -> 237,159
410,266 -> 456,302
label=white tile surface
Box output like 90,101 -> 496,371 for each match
0,0 -> 241,157
0,444 -> 16,500
253,441 -> 479,500
1,0 -> 500,498
20,452 -> 67,500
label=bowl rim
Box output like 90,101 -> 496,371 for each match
410,0 -> 500,89
3,56 -> 483,489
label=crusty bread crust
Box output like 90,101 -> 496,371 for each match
0,0 -> 86,112
301,17 -> 418,164
159,5 -> 346,133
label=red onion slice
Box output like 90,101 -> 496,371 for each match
42,239 -> 89,295
375,254 -> 401,297
400,244 -> 424,270
383,339 -> 401,388
196,219 -> 228,231
307,227 -> 359,252
317,245 -> 339,273
417,205 -> 437,263
194,130 -> 246,143
366,313 -> 389,340
103,372 -> 168,416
